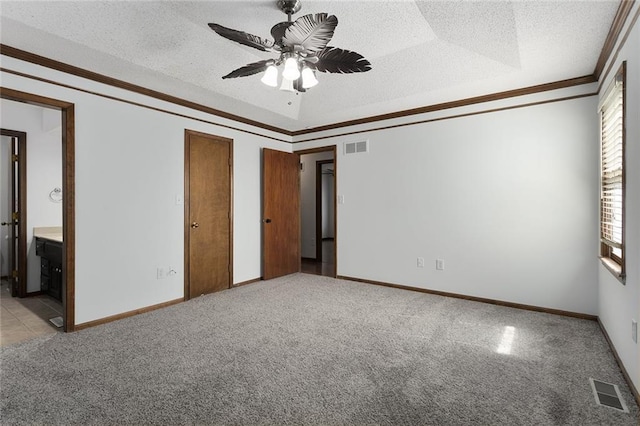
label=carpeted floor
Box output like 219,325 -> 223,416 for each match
1,273 -> 638,425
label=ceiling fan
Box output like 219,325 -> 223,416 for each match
208,0 -> 371,92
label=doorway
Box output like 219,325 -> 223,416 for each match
0,88 -> 76,332
0,130 -> 26,298
298,147 -> 336,278
184,130 -> 233,299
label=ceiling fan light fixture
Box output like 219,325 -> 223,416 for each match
261,65 -> 279,87
282,56 -> 301,80
279,76 -> 295,92
208,1 -> 371,93
301,67 -> 318,88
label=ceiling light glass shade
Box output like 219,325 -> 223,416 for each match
279,77 -> 295,92
261,65 -> 278,87
301,67 -> 318,89
282,57 -> 301,80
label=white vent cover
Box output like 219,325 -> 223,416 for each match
344,140 -> 368,155
589,378 -> 629,413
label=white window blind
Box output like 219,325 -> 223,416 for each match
599,70 -> 624,263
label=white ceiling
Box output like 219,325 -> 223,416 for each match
0,1 -> 620,132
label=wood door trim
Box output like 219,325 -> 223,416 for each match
0,87 -> 76,332
183,129 -> 233,300
0,129 -> 26,297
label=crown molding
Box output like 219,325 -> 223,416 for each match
0,44 -> 292,136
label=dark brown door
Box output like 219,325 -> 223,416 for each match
262,148 -> 300,280
184,130 -> 232,298
1,129 -> 27,298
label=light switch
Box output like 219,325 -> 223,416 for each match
338,195 -> 344,204
176,194 -> 184,205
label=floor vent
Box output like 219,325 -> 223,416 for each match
589,378 -> 628,413
49,316 -> 63,328
344,140 -> 368,155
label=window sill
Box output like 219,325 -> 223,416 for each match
600,257 -> 626,284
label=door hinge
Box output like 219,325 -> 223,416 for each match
12,212 -> 19,220
12,270 -> 18,278
11,154 -> 18,162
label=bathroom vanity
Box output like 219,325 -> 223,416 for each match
34,227 -> 63,302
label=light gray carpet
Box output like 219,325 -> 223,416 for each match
1,273 -> 638,425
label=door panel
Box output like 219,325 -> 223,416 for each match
1,130 -> 27,298
10,136 -> 18,296
186,131 -> 232,298
262,148 -> 300,280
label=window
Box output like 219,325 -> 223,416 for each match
599,62 -> 626,282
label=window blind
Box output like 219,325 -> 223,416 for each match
599,72 -> 624,260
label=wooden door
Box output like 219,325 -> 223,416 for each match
262,148 -> 300,280
1,129 -> 27,298
185,131 -> 232,299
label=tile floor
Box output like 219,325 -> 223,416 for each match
0,279 -> 63,346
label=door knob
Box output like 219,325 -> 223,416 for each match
191,222 -> 199,229
264,218 -> 272,224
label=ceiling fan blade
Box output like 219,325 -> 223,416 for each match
208,23 -> 274,52
222,60 -> 272,79
282,13 -> 338,54
310,47 -> 372,74
271,21 -> 294,47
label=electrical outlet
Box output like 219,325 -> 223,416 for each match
417,257 -> 425,268
436,259 -> 445,270
156,267 -> 165,279
633,320 -> 637,343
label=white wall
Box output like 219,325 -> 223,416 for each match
0,102 -> 62,293
597,3 -> 640,392
296,92 -> 599,316
1,54 -> 291,325
300,151 -> 333,258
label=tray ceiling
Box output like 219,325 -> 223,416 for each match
0,1 -> 620,132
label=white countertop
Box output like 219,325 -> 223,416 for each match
33,226 -> 63,243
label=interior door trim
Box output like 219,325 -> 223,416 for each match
0,87 -> 76,332
0,128 -> 27,298
183,129 -> 234,300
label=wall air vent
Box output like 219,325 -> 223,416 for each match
344,140 -> 368,155
589,378 -> 629,413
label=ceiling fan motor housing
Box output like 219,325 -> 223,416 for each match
278,0 -> 302,16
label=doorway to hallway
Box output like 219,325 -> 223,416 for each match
298,147 -> 336,278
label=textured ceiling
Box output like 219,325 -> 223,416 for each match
0,1 -> 620,132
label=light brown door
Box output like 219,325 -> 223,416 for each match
184,130 -> 232,299
262,148 -> 300,280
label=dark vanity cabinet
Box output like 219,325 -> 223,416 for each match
35,237 -> 63,302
